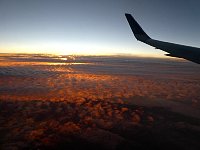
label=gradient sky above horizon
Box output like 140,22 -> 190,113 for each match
0,0 -> 200,57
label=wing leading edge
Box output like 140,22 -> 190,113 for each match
125,13 -> 200,64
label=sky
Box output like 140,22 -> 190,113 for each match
0,0 -> 200,57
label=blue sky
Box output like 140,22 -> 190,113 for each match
0,0 -> 200,57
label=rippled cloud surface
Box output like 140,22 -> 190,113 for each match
0,54 -> 200,150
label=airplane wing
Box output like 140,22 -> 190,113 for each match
125,13 -> 200,64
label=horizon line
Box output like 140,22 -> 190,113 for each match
0,52 -> 185,61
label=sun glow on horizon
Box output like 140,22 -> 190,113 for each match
0,42 -> 167,58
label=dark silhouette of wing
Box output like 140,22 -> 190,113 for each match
125,13 -> 200,64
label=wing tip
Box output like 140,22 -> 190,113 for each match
125,13 -> 151,42
125,13 -> 131,16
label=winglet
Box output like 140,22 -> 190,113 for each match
125,13 -> 151,42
